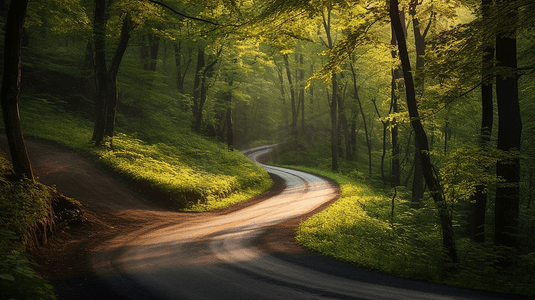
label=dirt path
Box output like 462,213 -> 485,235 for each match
0,135 -> 329,299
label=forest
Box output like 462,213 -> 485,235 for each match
1,0 -> 534,299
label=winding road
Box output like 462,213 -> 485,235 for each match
0,137 -> 529,299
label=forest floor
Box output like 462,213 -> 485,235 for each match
0,136 -> 333,299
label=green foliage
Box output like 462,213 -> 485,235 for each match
0,158 -> 52,247
292,166 -> 535,296
294,170 -> 444,280
99,133 -> 271,210
0,233 -> 56,300
439,146 -> 521,204
0,158 -> 57,300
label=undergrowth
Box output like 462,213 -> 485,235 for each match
289,166 -> 535,297
1,95 -> 271,211
0,155 -> 57,300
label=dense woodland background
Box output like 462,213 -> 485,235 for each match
1,0 -> 535,298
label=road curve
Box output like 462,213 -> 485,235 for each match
0,137 -> 527,299
91,145 -> 527,300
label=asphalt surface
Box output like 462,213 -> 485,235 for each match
1,137 -> 530,299
89,145 -> 529,300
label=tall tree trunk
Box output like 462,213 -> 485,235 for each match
373,99 -> 388,185
148,34 -> 159,72
299,54 -> 305,133
275,62 -> 289,129
283,54 -> 298,135
1,0 -> 33,181
330,73 -> 338,172
105,15 -> 131,137
174,42 -> 191,95
350,63 -> 372,176
322,7 -> 338,172
193,48 -> 221,133
471,0 -> 494,241
390,17 -> 402,187
409,0 -> 431,202
350,115 -> 357,161
92,0 -> 108,145
340,113 -> 352,160
412,146 -> 425,202
495,1 -> 521,248
192,49 -> 205,132
390,0 -> 458,264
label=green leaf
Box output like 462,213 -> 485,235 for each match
0,273 -> 15,281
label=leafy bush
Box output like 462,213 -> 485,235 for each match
292,166 -> 535,297
0,156 -> 57,300
0,157 -> 51,248
1,231 -> 56,300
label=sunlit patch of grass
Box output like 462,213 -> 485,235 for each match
291,167 -> 443,280
100,134 -> 272,209
290,165 -> 535,297
1,97 -> 271,211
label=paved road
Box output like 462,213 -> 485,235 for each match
1,137 -> 528,299
90,145 -> 527,300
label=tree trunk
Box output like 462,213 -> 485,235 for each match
275,62 -> 289,129
174,42 -> 191,95
409,1 -> 430,202
192,49 -> 205,132
322,7 -> 338,172
350,63 -> 372,176
390,18 -> 402,187
412,143 -> 425,202
471,0 -> 494,241
331,73 -> 338,172
1,0 -> 33,181
105,15 -> 131,137
340,113 -> 352,160
373,99 -> 388,185
299,54 -> 305,133
283,54 -> 298,135
390,0 -> 458,264
495,2 -> 521,248
351,116 -> 357,161
92,0 -> 108,145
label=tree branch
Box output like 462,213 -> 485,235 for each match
147,0 -> 220,26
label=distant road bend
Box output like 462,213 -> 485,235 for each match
92,144 -> 524,300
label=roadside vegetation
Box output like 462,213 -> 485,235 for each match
0,155 -> 57,300
271,139 -> 535,297
6,94 -> 272,212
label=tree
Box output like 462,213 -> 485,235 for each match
92,0 -> 134,145
494,0 -> 522,249
1,0 -> 34,181
390,0 -> 458,264
470,0 -> 494,243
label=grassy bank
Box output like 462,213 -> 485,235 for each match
285,165 -> 535,297
0,155 -> 57,300
2,96 -> 271,211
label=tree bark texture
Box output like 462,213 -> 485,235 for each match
494,2 -> 521,248
0,0 -> 33,180
192,49 -> 205,132
470,0 -> 494,243
390,18 -> 401,187
92,2 -> 132,145
105,15 -> 131,137
92,0 -> 107,144
283,54 -> 298,135
390,0 -> 458,264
